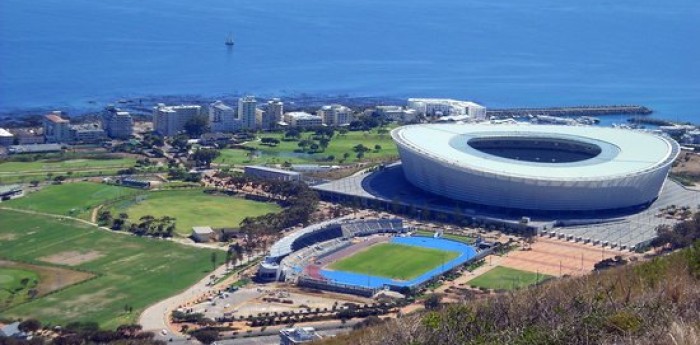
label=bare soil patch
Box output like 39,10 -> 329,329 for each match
39,250 -> 104,266
0,260 -> 94,296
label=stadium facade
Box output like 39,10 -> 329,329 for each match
392,124 -> 680,212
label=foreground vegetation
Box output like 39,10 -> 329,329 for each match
322,242 -> 700,345
329,243 -> 459,281
0,209 -> 224,329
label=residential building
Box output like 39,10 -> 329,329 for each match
8,143 -> 62,154
244,165 -> 301,182
69,123 -> 107,143
279,327 -> 321,345
238,96 -> 257,130
375,105 -> 418,123
407,98 -> 486,120
266,98 -> 284,124
153,104 -> 204,136
208,100 -> 241,133
102,106 -> 133,139
10,129 -> 44,145
44,112 -> 71,143
283,112 -> 323,127
0,128 -> 14,146
317,104 -> 353,126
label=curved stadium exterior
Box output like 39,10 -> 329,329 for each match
392,124 -> 680,212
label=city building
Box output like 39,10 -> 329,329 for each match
0,128 -> 14,146
208,100 -> 241,133
101,106 -> 133,139
317,104 -> 354,126
43,112 -> 71,143
265,98 -> 284,126
9,129 -> 44,145
407,98 -> 486,120
237,96 -> 257,130
375,105 -> 418,123
8,143 -> 62,154
153,104 -> 204,136
69,123 -> 107,143
244,165 -> 301,182
681,130 -> 700,145
283,112 -> 323,127
279,327 -> 321,345
392,124 -> 679,211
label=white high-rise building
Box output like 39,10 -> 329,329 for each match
238,96 -> 257,130
208,101 -> 241,133
262,98 -> 284,130
153,104 -> 204,136
407,98 -> 486,120
43,112 -> 71,143
317,104 -> 353,126
283,112 -> 323,127
101,106 -> 133,139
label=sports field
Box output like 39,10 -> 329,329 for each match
468,266 -> 551,290
0,209 -> 224,329
108,190 -> 282,236
215,127 -> 399,166
329,243 -> 459,281
0,157 -> 136,184
4,182 -> 140,219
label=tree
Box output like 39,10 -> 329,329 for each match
18,319 -> 41,333
374,144 -> 382,151
191,148 -> 220,168
424,293 -> 442,310
211,252 -> 218,268
184,115 -> 209,137
191,329 -> 219,345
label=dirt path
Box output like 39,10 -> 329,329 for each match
90,204 -> 104,223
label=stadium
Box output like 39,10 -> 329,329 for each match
257,217 -> 486,297
392,124 -> 680,212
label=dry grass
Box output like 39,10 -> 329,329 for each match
320,242 -> 700,345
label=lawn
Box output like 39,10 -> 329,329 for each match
329,243 -> 459,281
108,190 -> 282,236
414,230 -> 476,244
0,157 -> 136,184
214,127 -> 399,166
0,209 -> 225,329
468,266 -> 551,290
0,267 -> 39,309
4,182 -> 141,219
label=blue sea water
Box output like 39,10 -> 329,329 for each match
0,0 -> 698,122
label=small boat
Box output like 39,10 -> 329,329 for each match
225,32 -> 234,46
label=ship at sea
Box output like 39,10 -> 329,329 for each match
225,32 -> 234,46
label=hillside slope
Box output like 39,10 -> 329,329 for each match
322,242 -> 700,345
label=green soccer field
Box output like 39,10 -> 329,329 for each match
328,243 -> 459,281
467,266 -> 552,290
0,209 -> 224,329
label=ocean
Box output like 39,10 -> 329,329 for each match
0,0 -> 698,122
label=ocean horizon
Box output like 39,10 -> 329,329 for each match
1,0 -> 698,123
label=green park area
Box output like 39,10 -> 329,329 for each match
329,243 -> 459,281
0,156 -> 137,184
0,209 -> 225,329
4,182 -> 140,219
215,127 -> 399,166
107,189 -> 282,236
467,266 -> 551,291
0,267 -> 39,309
414,230 -> 476,244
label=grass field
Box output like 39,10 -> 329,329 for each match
414,230 -> 476,244
468,266 -> 551,290
215,127 -> 399,166
329,243 -> 459,281
0,209 -> 224,329
4,182 -> 140,219
108,190 -> 282,236
0,267 -> 39,309
0,157 -> 136,184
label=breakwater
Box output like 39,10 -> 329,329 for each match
487,105 -> 652,117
